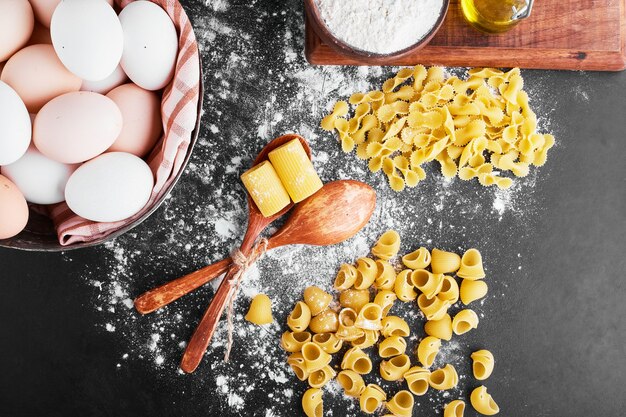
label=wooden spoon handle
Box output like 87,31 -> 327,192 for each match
180,267 -> 238,373
134,258 -> 231,315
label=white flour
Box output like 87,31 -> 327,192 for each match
315,0 -> 444,54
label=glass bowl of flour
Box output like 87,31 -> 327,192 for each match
305,0 -> 449,61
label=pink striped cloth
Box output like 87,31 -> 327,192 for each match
49,0 -> 201,246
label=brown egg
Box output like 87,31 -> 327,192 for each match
27,21 -> 52,46
106,83 -> 162,157
0,0 -> 34,61
0,175 -> 29,240
1,44 -> 82,113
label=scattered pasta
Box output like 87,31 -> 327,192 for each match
444,400 -> 466,417
417,336 -> 442,368
380,354 -> 411,381
386,390 -> 414,417
359,384 -> 386,414
429,364 -> 459,390
470,386 -> 500,415
302,387 -> 323,417
303,286 -> 332,316
452,309 -> 480,335
244,293 -> 273,325
323,66 -> 554,191
284,231 -> 501,417
471,349 -> 495,380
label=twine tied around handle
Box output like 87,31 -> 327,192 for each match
224,238 -> 269,362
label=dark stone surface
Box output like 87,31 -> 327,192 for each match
1,1 -> 625,416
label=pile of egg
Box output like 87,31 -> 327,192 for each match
0,0 -> 180,240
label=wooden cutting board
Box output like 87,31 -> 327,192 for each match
305,0 -> 626,71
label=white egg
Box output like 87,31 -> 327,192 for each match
1,145 -> 78,204
0,81 -> 31,166
80,64 -> 128,95
119,1 -> 178,91
51,0 -> 123,81
65,152 -> 154,222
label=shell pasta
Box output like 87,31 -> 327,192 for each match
470,386 -> 500,415
284,234 -> 499,417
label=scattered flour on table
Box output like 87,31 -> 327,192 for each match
65,0 -> 560,415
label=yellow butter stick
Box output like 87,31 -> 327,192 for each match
240,160 -> 290,217
268,139 -> 323,203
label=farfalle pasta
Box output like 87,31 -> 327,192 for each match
323,66 -> 554,191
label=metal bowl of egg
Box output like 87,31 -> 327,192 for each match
0,0 -> 203,252
304,0 -> 450,63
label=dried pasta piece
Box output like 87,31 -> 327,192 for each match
444,400 -> 466,417
301,342 -> 331,372
372,230 -> 401,260
470,386 -> 500,415
340,289 -> 370,313
342,346 -> 373,374
381,315 -> 410,338
240,161 -> 290,217
245,293 -> 273,324
337,369 -> 366,397
355,257 -> 378,289
374,290 -> 397,316
382,67 -> 414,93
380,354 -> 411,381
268,139 -> 323,203
378,335 -> 407,358
418,294 -> 450,321
374,261 -> 397,291
303,286 -> 332,316
410,269 -> 444,299
457,248 -> 486,280
309,309 -> 339,334
417,336 -> 441,368
471,350 -> 495,380
352,114 -> 379,145
302,388 -> 323,417
336,308 -> 364,342
424,314 -> 453,341
438,276 -> 460,304
321,100 -> 349,131
460,279 -> 488,305
359,384 -> 386,414
431,249 -> 461,274
334,263 -> 358,290
281,331 -> 311,353
384,85 -> 415,103
287,301 -> 311,332
452,309 -> 479,335
404,366 -> 430,396
351,329 -> 379,349
308,364 -> 336,388
355,303 -> 383,330
348,102 -> 371,133
395,270 -> 417,302
385,390 -> 414,417
287,352 -> 308,381
402,247 -> 431,269
312,333 -> 343,354
429,364 -> 459,390
534,133 -> 555,166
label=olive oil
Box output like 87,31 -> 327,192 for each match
460,0 -> 534,33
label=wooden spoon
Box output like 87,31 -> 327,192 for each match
134,134 -> 311,315
180,180 -> 376,373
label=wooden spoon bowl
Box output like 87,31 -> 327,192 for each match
303,0 -> 450,64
